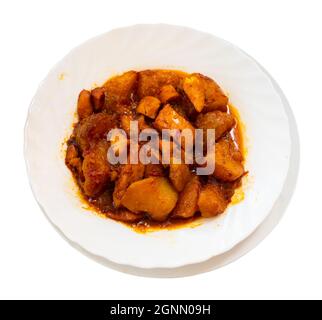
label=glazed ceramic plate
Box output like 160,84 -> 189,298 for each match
24,24 -> 291,269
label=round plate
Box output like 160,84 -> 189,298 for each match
24,24 -> 292,269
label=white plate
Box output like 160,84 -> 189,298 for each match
24,24 -> 291,269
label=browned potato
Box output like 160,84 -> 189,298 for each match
138,70 -> 184,98
198,184 -> 228,217
214,138 -> 244,181
82,140 -> 110,197
120,113 -> 151,137
104,71 -> 138,110
75,113 -> 117,152
172,176 -> 201,218
119,113 -> 132,136
196,111 -> 236,141
195,73 -> 228,112
182,75 -> 205,112
91,87 -> 106,111
159,85 -> 180,103
136,96 -> 161,119
144,164 -> 165,178
77,89 -> 93,120
113,163 -> 145,208
137,115 -> 151,131
154,104 -> 195,132
169,163 -> 191,192
121,177 -> 178,221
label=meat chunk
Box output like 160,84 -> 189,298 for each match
196,111 -> 236,141
169,163 -> 191,192
82,140 -> 110,197
198,184 -> 228,217
113,163 -> 145,208
144,164 -> 165,178
138,70 -> 184,98
159,85 -> 180,103
91,87 -> 106,112
214,138 -> 244,181
154,104 -> 195,132
182,75 -> 205,112
172,176 -> 201,218
77,89 -> 93,120
66,143 -> 79,167
121,177 -> 178,221
65,144 -> 83,179
104,71 -> 138,110
75,113 -> 117,152
136,96 -> 161,119
105,209 -> 144,223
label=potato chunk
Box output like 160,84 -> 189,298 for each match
169,163 -> 191,192
77,90 -> 93,120
214,138 -> 244,181
82,140 -> 110,197
104,71 -> 138,110
75,113 -> 116,152
138,70 -> 184,98
196,111 -> 236,141
182,75 -> 205,112
121,177 -> 178,221
154,104 -> 195,132
113,163 -> 145,208
159,85 -> 180,103
172,176 -> 201,218
91,87 -> 106,112
198,184 -> 228,217
195,73 -> 228,112
136,96 -> 161,119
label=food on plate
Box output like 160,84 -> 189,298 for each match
65,69 -> 246,231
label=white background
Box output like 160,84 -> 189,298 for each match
0,0 -> 321,299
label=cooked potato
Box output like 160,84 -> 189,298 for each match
172,176 -> 201,218
198,184 -> 228,217
194,73 -> 228,112
182,75 -> 205,112
113,163 -> 145,208
121,177 -> 178,221
91,87 -> 106,111
104,71 -> 138,110
136,96 -> 161,119
214,138 -> 244,181
154,104 -> 195,132
82,140 -> 110,197
120,114 -> 132,136
77,90 -> 93,120
196,111 -> 236,141
138,70 -> 184,98
159,85 -> 180,103
75,113 -> 117,152
169,163 -> 191,192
